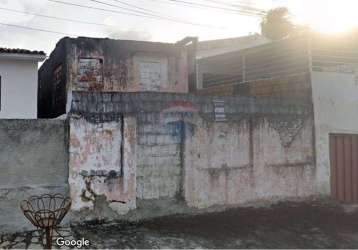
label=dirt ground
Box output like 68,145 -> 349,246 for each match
2,200 -> 358,249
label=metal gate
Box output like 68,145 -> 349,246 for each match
330,134 -> 358,203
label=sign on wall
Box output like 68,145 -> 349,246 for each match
213,99 -> 226,122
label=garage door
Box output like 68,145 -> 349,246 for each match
330,134 -> 358,203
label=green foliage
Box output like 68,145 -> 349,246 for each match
261,7 -> 295,40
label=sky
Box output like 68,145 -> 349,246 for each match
0,0 -> 358,55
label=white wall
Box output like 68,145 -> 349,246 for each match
0,59 -> 38,118
311,71 -> 358,195
184,117 -> 315,209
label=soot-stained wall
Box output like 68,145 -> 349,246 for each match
39,37 -> 190,118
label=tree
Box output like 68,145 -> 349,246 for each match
260,7 -> 294,40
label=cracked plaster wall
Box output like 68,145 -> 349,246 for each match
69,116 -> 136,217
184,115 -> 315,209
69,92 -> 316,218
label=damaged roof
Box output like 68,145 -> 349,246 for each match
0,47 -> 45,56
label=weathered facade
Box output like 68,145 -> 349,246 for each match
67,92 -> 315,220
38,37 -> 194,118
197,33 -> 358,202
310,34 -> 358,197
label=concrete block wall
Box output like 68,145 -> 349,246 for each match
0,120 -> 68,233
70,92 -> 315,214
136,113 -> 182,200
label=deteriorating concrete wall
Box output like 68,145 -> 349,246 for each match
69,116 -> 136,218
67,38 -> 188,93
137,113 -> 183,200
38,38 -> 69,118
184,116 -> 315,208
38,37 -> 190,118
0,120 -> 68,233
70,92 -> 315,218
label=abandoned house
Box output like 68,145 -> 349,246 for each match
35,37 -> 315,222
196,33 -> 358,202
2,33 -> 358,233
0,48 -> 45,118
38,37 -> 196,118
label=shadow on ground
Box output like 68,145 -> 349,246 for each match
2,200 -> 358,249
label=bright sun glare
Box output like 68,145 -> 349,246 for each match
296,0 -> 358,34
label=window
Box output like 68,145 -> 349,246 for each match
77,58 -> 103,83
139,61 -> 162,90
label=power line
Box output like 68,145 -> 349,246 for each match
110,0 -> 166,16
0,7 -> 114,27
93,0 -> 195,23
47,0 -> 221,28
0,21 -> 76,36
170,0 -> 264,15
88,0 -> 164,17
48,0 -> 160,19
161,0 -> 265,16
88,0 -> 216,27
201,0 -> 266,14
88,0 -> 222,28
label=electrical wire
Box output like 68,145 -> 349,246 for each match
47,0 -> 222,28
160,0 -> 265,16
0,7 -> 114,27
0,21 -> 76,36
201,0 -> 266,14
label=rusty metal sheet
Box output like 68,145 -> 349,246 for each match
344,136 -> 353,202
352,136 -> 358,203
330,134 -> 358,204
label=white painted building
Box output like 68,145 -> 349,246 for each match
0,48 -> 46,119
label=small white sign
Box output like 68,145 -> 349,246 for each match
213,100 -> 226,122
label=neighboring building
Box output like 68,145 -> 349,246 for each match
0,48 -> 45,119
38,37 -> 196,118
197,32 -> 358,203
196,34 -> 270,59
196,36 -> 308,90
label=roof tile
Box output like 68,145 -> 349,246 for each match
0,47 -> 45,56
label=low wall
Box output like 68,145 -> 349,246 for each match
184,116 -> 315,208
69,92 -> 316,220
0,120 -> 69,233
